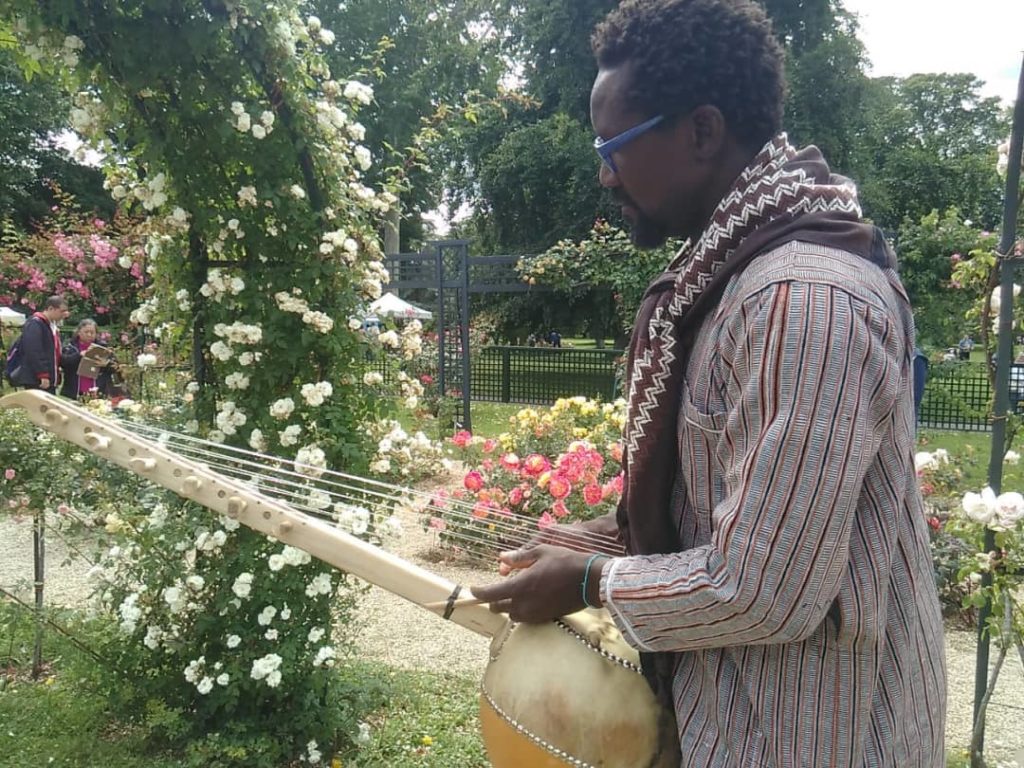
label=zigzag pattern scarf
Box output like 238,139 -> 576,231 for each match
613,134 -> 895,703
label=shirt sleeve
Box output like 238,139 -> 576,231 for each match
600,279 -> 904,652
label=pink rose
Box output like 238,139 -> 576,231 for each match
464,471 -> 484,493
499,453 -> 520,471
482,439 -> 498,454
4,468 -> 15,480
523,454 -> 550,476
552,500 -> 570,519
548,475 -> 572,500
537,512 -> 555,530
583,484 -> 603,506
451,430 -> 472,448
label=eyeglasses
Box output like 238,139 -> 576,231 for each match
593,114 -> 665,173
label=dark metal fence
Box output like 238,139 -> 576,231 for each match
369,352 -> 1002,425
472,346 -> 622,404
371,345 -> 624,405
919,361 -> 992,431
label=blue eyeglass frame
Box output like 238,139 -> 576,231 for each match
593,114 -> 665,173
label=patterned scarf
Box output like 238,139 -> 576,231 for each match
614,134 -> 896,703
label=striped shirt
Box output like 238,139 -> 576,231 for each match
600,243 -> 946,767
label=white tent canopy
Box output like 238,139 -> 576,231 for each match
0,306 -> 27,326
368,292 -> 433,321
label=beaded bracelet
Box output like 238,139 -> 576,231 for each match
581,553 -> 606,609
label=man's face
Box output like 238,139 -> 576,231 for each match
45,305 -> 68,322
590,65 -> 711,248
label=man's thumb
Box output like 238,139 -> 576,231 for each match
498,546 -> 541,572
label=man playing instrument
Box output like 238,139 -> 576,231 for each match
472,0 -> 947,765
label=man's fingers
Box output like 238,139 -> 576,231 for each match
468,579 -> 514,605
488,599 -> 513,615
497,545 -> 545,571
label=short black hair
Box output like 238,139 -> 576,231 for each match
592,0 -> 785,149
44,295 -> 67,310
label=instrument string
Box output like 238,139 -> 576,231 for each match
141,442 -> 601,563
118,420 -> 625,558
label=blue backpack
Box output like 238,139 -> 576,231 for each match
5,337 -> 24,383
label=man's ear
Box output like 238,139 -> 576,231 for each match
688,105 -> 727,159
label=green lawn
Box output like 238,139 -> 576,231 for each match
0,604 -> 487,768
917,428 -> 1024,491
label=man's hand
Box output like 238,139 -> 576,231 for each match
38,378 -> 50,390
500,512 -> 623,575
472,545 -> 604,624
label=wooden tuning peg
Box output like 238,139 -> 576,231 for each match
83,432 -> 111,452
226,497 -> 248,517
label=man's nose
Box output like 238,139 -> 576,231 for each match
598,161 -> 619,189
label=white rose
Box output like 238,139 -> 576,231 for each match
252,124 -> 266,140
994,491 -> 1024,529
270,398 -> 295,420
232,573 -> 253,599
962,488 -> 997,526
354,145 -> 372,171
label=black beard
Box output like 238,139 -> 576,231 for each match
627,212 -> 670,250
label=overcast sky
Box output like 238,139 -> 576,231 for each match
843,0 -> 1024,104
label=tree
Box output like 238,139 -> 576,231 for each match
507,0 -> 619,124
896,208 -> 996,348
517,220 -> 680,346
0,46 -> 108,225
783,20 -> 868,170
315,0 -> 505,251
853,74 -> 1007,233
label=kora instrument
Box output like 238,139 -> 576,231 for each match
2,390 -> 679,767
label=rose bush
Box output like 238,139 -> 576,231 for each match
0,188 -> 153,325
422,397 -> 626,555
1,1 -> 418,764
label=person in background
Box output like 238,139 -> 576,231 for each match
1009,352 -> 1024,413
60,318 -> 100,399
913,346 -> 929,427
17,295 -> 67,393
958,334 -> 974,360
548,329 -> 562,348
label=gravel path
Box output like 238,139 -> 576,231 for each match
3,512 -> 1023,764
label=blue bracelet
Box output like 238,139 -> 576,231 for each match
581,553 -> 605,609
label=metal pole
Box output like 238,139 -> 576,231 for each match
972,52 -> 1024,768
459,243 -> 473,433
435,244 -> 447,427
32,505 -> 45,679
